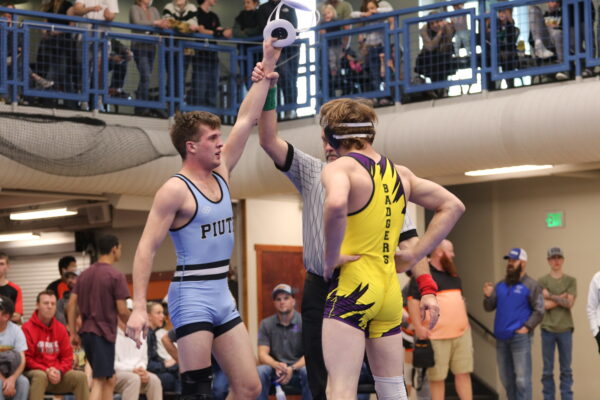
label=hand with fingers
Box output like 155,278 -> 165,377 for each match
252,62 -> 279,88
125,308 -> 149,349
324,254 -> 361,281
420,293 -> 440,329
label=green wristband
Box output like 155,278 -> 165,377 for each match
263,86 -> 277,111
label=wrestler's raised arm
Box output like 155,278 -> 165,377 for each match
218,39 -> 282,179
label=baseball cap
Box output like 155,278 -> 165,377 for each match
503,248 -> 528,262
272,283 -> 293,299
547,247 -> 564,258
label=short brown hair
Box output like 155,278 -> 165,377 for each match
36,290 -> 57,304
319,98 -> 377,150
170,111 -> 221,159
0,252 -> 8,263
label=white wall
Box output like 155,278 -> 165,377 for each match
449,174 -> 600,399
244,195 -> 303,348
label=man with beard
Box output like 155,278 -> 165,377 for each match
408,240 -> 473,400
483,248 -> 544,400
257,284 -> 310,400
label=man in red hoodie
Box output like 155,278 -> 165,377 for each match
22,290 -> 89,399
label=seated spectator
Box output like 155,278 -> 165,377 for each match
0,296 -> 29,400
257,284 -> 310,400
161,329 -> 229,400
232,0 -> 260,38
415,12 -> 456,97
487,7 -> 520,90
114,300 -> 161,400
146,301 -> 180,394
22,290 -> 89,400
0,252 -> 23,324
55,271 -> 78,326
47,256 -> 77,300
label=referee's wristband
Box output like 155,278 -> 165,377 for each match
263,86 -> 277,111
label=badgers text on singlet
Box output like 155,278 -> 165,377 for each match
201,217 -> 233,239
383,183 -> 391,264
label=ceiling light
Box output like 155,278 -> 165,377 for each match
0,233 -> 41,242
9,208 -> 78,221
465,165 -> 553,177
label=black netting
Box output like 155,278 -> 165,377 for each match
0,112 -> 163,176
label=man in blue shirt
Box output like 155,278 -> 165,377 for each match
483,248 -> 544,400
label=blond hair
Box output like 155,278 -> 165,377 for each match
319,98 -> 377,149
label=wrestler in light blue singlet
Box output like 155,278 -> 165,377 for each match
167,173 -> 241,339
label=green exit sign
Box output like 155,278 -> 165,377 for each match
546,212 -> 564,228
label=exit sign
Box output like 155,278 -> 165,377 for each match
546,212 -> 564,228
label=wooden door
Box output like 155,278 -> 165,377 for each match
255,244 -> 305,322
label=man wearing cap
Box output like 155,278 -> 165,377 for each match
538,247 -> 576,400
257,283 -> 310,400
483,248 -> 544,400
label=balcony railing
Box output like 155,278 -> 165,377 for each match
0,0 -> 597,122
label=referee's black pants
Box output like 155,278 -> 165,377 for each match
301,272 -> 330,400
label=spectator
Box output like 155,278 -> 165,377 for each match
0,252 -> 23,324
161,329 -> 229,400
55,271 -> 78,326
451,3 -> 470,57
72,0 -> 119,110
193,0 -> 231,108
538,246 -> 576,400
322,0 -> 353,21
0,296 -> 29,399
258,0 -> 299,119
408,240 -> 472,400
351,0 -> 391,103
47,256 -> 77,301
114,300 -> 162,400
483,248 -> 544,400
130,0 -> 170,117
319,4 -> 343,97
415,12 -> 456,97
257,284 -> 310,400
146,302 -> 180,394
486,7 -> 519,90
22,290 -> 89,400
528,3 -> 556,59
35,0 -> 74,95
67,235 -> 130,400
529,2 -> 567,80
1,4 -> 54,97
107,39 -> 133,100
587,270 -> 600,353
162,0 -> 198,102
232,0 -> 261,38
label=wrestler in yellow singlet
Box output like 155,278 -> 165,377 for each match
323,152 -> 406,338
